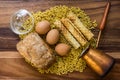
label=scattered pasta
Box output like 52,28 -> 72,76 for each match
19,5 -> 97,75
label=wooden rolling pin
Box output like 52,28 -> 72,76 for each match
96,2 -> 110,47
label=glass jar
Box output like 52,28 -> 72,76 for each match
10,9 -> 34,34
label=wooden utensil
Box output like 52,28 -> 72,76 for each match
96,2 -> 110,47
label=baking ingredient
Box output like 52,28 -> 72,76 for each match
55,43 -> 71,56
19,5 -> 97,75
17,32 -> 55,69
46,29 -> 59,45
35,20 -> 50,35
67,12 -> 94,40
61,18 -> 87,46
54,20 -> 80,49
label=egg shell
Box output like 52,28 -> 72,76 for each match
46,29 -> 59,45
55,43 -> 71,56
35,20 -> 50,35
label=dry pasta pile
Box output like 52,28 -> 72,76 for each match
19,5 -> 97,75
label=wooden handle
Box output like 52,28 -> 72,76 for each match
99,2 -> 110,30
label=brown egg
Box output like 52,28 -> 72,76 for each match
35,20 -> 50,35
46,29 -> 59,45
55,43 -> 71,56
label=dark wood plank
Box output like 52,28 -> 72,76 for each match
0,56 -> 119,80
99,1 -> 120,52
0,0 -> 120,52
0,28 -> 19,51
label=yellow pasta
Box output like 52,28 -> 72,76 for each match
19,5 -> 97,75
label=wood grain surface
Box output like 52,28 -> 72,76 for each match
0,0 -> 120,80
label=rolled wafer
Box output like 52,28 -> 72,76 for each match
61,18 -> 87,46
54,20 -> 80,49
67,12 -> 94,40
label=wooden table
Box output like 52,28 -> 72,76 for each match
0,0 -> 120,80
